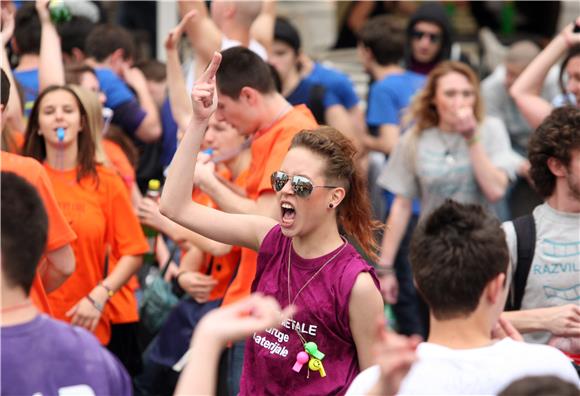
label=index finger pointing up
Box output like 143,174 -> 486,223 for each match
200,52 -> 222,83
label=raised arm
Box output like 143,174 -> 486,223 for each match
510,18 -> 580,129
1,7 -> 24,131
178,1 -> 222,72
36,0 -> 65,90
250,0 -> 276,55
165,10 -> 195,132
159,53 -> 276,251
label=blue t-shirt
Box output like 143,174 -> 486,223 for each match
95,68 -> 147,138
13,68 -> 39,118
1,314 -> 132,395
366,71 -> 425,131
160,97 -> 178,168
286,62 -> 359,110
366,71 -> 425,216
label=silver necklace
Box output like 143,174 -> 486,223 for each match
286,236 -> 348,343
437,131 -> 461,166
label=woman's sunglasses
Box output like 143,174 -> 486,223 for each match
411,30 -> 442,44
270,171 -> 338,198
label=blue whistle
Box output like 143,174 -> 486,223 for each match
57,127 -> 65,142
203,148 -> 213,155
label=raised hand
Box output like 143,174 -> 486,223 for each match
1,7 -> 15,46
561,16 -> 580,47
165,10 -> 197,51
191,52 -> 222,121
492,315 -> 524,342
195,293 -> 295,346
455,107 -> 478,139
35,0 -> 51,24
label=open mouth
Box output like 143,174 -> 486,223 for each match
280,202 -> 296,226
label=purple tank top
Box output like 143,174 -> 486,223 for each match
239,225 -> 379,395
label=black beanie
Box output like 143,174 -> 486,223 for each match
274,16 -> 301,53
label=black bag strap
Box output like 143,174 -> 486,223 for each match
160,244 -> 179,278
506,214 -> 536,311
308,84 -> 327,124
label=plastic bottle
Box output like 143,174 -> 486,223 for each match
143,179 -> 161,264
49,0 -> 72,24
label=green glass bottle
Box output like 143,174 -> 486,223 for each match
49,0 -> 72,24
143,179 -> 161,264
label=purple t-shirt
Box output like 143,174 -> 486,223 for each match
1,314 -> 132,395
240,225 -> 379,395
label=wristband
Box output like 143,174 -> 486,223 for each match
86,295 -> 104,312
466,134 -> 481,146
375,266 -> 395,276
99,282 -> 114,298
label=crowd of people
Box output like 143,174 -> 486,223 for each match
1,1 -> 579,395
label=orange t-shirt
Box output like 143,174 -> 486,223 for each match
221,105 -> 318,306
200,168 -> 249,301
45,164 -> 145,344
102,139 -> 136,194
0,151 -> 77,314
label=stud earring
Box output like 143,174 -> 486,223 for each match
328,203 -> 334,209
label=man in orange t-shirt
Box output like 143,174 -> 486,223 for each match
0,69 -> 76,314
200,47 -> 318,308
188,47 -> 317,395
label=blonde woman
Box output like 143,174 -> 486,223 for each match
377,61 -> 520,304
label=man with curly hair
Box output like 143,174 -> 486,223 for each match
502,106 -> 580,368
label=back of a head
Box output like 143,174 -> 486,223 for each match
217,46 -> 275,99
358,15 -> 406,66
410,200 -> 509,320
14,3 -> 41,55
234,1 -> 262,28
1,172 -> 48,295
505,41 -> 540,67
136,60 -> 167,83
85,24 -> 135,62
498,375 -> 579,396
58,16 -> 96,57
274,16 -> 301,54
528,106 -> 580,199
1,68 -> 10,108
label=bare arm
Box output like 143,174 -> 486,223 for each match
165,11 -> 195,132
503,304 -> 580,337
379,195 -> 412,268
179,0 -> 222,71
198,165 -> 278,217
121,66 -> 162,143
36,0 -> 65,90
138,197 -> 232,257
467,137 -> 508,202
349,272 -> 385,370
159,53 -> 276,251
41,244 -> 76,292
362,124 -> 400,155
250,0 -> 276,55
510,19 -> 580,129
1,8 -> 24,131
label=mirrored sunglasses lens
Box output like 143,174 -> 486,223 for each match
271,172 -> 288,192
292,176 -> 313,197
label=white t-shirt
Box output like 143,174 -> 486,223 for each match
503,203 -> 580,345
346,338 -> 579,396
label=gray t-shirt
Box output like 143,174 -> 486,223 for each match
503,203 -> 580,344
378,117 -> 519,218
482,66 -> 560,155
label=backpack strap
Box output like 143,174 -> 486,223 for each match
308,84 -> 327,124
506,214 -> 536,311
